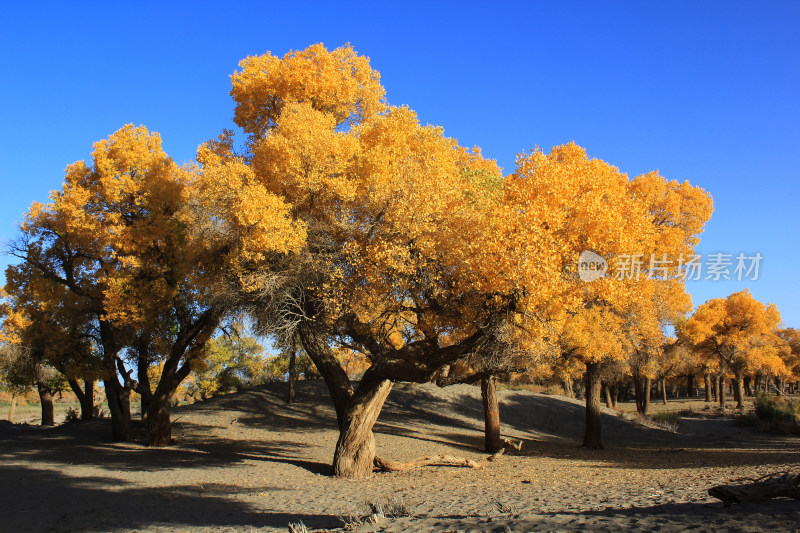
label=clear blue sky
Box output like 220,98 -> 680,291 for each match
1,1 -> 798,327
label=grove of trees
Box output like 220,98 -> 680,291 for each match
1,44 -> 797,479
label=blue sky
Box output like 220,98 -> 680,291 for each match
1,1 -> 798,327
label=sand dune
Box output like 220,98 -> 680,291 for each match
1,380 -> 798,532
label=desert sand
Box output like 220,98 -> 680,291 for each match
1,381 -> 798,532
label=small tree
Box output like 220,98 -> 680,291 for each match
683,290 -> 784,409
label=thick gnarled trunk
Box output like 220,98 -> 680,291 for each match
146,393 -> 173,446
104,377 -> 131,440
481,375 -> 501,453
582,362 -> 603,450
333,376 -> 393,478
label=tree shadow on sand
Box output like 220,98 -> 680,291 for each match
0,418 -> 331,475
0,465 -> 341,532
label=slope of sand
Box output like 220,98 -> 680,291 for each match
1,381 -> 798,532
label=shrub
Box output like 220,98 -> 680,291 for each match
754,393 -> 798,424
65,406 -> 80,423
650,411 -> 681,428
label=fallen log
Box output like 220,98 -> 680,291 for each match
374,438 -> 523,472
708,470 -> 800,507
373,454 -> 483,472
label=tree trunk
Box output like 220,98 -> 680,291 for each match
37,381 -> 55,426
603,381 -> 613,409
744,375 -> 752,396
563,378 -> 574,398
146,393 -> 173,446
298,323 -> 353,427
612,383 -> 619,408
633,376 -> 644,414
68,379 -> 95,420
582,362 -> 603,450
7,393 -> 17,423
633,375 -> 651,415
104,374 -> 131,441
687,374 -> 695,398
101,323 -> 130,441
734,372 -> 745,409
661,378 -> 667,405
287,349 -> 297,404
718,374 -> 726,408
481,375 -> 501,453
333,375 -> 393,479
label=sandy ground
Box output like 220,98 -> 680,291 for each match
1,381 -> 798,532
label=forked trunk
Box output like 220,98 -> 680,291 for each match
287,349 -> 297,404
68,379 -> 95,420
8,393 -> 17,423
333,376 -> 393,479
582,362 -> 603,450
37,381 -> 55,426
633,375 -> 651,415
104,375 -> 131,441
481,375 -> 502,453
101,326 -> 131,441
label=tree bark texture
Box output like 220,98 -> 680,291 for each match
481,375 -> 502,453
582,362 -> 603,450
37,381 -> 55,426
332,375 -> 393,478
7,393 -> 17,423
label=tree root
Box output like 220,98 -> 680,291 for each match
708,470 -> 800,507
373,438 -> 523,472
488,438 -> 524,461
